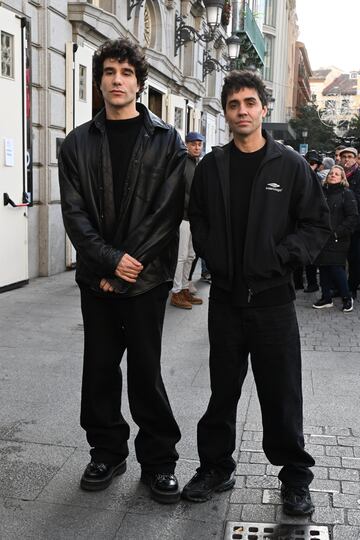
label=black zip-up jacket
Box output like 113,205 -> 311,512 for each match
189,131 -> 331,297
58,104 -> 187,297
316,183 -> 358,266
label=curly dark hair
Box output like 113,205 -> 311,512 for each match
221,70 -> 268,112
93,38 -> 148,97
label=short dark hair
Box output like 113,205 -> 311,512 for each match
221,70 -> 268,112
93,38 -> 148,97
335,145 -> 346,151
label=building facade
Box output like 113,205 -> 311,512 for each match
262,0 -> 297,141
310,68 -> 360,137
3,1 -> 304,291
0,0 -> 253,290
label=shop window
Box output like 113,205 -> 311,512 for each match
1,31 -> 14,78
79,65 -> 87,101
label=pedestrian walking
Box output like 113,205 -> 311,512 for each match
339,147 -> 360,299
313,165 -> 358,312
183,70 -> 331,516
58,38 -> 187,503
170,132 -> 205,309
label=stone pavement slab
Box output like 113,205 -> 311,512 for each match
0,272 -> 360,539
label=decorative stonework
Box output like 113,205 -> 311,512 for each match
144,3 -> 151,47
1,31 -> 14,78
164,0 -> 175,9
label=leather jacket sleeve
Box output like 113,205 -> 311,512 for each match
58,131 -> 124,277
275,163 -> 331,267
122,129 -> 187,264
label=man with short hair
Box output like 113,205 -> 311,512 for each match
171,131 -> 205,309
59,38 -> 186,503
335,145 -> 346,164
340,147 -> 360,298
183,70 -> 331,516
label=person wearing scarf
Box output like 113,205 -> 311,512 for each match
339,147 -> 360,299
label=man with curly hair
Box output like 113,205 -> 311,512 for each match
59,38 -> 186,503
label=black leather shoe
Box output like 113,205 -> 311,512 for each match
182,469 -> 235,502
80,460 -> 126,491
141,472 -> 180,504
281,484 -> 314,516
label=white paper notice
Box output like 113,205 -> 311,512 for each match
4,138 -> 15,167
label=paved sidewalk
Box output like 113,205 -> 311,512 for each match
0,272 -> 360,539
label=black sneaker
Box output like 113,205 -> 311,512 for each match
281,484 -> 314,516
304,284 -> 319,293
80,460 -> 126,491
141,472 -> 180,504
342,297 -> 354,312
181,469 -> 235,502
312,298 -> 333,309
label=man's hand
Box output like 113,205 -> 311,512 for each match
114,253 -> 143,283
100,278 -> 117,293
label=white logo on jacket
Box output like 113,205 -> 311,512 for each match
265,182 -> 283,193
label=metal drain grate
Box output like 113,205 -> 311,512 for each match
224,522 -> 329,540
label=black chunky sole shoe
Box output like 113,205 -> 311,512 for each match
141,472 -> 180,504
80,460 -> 127,491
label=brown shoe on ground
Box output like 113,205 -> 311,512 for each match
183,288 -> 203,305
170,291 -> 192,309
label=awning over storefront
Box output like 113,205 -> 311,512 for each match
263,122 -> 296,141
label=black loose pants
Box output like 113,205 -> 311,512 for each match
198,299 -> 314,486
80,284 -> 181,473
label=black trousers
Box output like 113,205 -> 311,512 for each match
348,231 -> 360,295
80,284 -> 180,473
198,299 -> 314,486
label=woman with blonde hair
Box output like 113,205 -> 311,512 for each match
313,165 -> 359,312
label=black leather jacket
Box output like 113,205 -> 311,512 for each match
58,103 -> 187,297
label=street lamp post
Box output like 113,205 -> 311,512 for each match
174,0 -> 225,56
302,129 -> 308,144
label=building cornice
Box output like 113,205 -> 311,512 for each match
67,2 -> 137,46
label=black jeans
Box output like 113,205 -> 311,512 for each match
319,265 -> 350,301
197,299 -> 314,486
80,284 -> 180,473
305,265 -> 318,287
348,231 -> 360,295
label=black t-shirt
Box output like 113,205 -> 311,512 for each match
211,140 -> 294,307
105,112 -> 143,217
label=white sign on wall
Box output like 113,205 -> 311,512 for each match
4,138 -> 15,166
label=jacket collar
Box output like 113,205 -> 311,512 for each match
90,102 -> 169,135
213,129 -> 282,160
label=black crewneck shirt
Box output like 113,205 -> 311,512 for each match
105,112 -> 143,217
211,140 -> 294,307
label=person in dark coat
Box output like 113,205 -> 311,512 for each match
58,38 -> 186,503
339,147 -> 360,298
182,70 -> 331,517
313,165 -> 358,312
